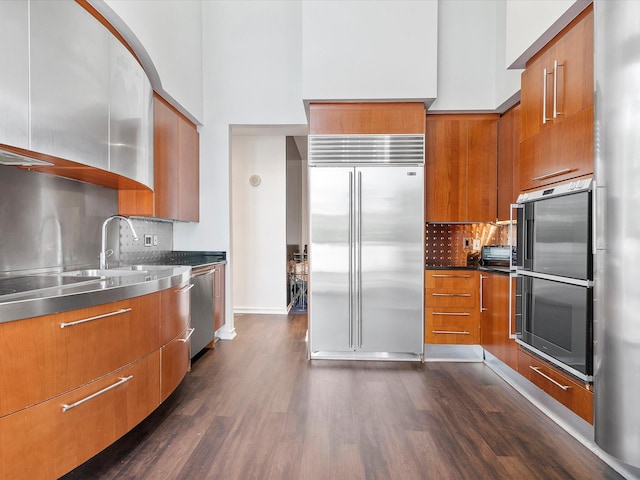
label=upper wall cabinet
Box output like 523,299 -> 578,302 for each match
426,114 -> 498,223
497,104 -> 521,222
30,0 -> 110,171
309,103 -> 426,135
519,5 -> 593,191
0,1 -> 153,190
119,96 -> 199,222
109,36 -> 154,189
0,1 -> 29,150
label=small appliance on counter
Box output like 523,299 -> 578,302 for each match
480,245 -> 511,267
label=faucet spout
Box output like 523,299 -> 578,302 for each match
99,215 -> 139,269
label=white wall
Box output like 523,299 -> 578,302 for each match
101,0 -> 204,123
495,0 -> 523,110
174,1 -> 307,336
231,135 -> 287,314
301,0 -> 438,103
430,0 -> 498,111
505,0 -> 590,69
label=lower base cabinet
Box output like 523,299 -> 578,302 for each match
161,326 -> 192,401
0,351 -> 161,479
517,347 -> 593,424
480,273 -> 518,371
424,270 -> 479,345
0,283 -> 191,479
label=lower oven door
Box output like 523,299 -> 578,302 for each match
517,275 -> 593,381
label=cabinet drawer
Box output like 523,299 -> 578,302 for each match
0,293 -> 160,418
160,281 -> 192,345
161,326 -> 192,401
517,348 -> 593,424
425,307 -> 478,344
425,270 -> 476,290
426,288 -> 476,308
0,351 -> 160,480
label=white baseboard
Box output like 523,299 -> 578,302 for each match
233,307 -> 289,315
215,327 -> 236,340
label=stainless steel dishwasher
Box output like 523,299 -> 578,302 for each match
189,264 -> 215,358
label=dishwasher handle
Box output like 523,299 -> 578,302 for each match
191,268 -> 215,278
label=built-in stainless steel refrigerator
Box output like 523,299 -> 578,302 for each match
308,135 -> 424,361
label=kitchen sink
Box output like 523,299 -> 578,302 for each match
59,269 -> 148,277
58,265 -> 174,278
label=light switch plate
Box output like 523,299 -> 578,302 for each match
144,234 -> 152,247
472,238 -> 480,250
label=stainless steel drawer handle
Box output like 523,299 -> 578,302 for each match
178,328 -> 195,343
431,312 -> 471,316
60,308 -> 132,328
531,168 -> 572,182
431,293 -> 471,297
431,274 -> 471,278
177,284 -> 195,293
529,366 -> 570,391
432,330 -> 470,335
61,375 -> 133,413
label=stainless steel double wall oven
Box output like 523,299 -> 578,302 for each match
513,178 -> 594,382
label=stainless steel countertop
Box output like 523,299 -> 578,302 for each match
0,265 -> 191,324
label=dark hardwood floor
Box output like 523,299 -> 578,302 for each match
62,313 -> 623,480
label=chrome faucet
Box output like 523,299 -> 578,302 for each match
99,215 -> 139,269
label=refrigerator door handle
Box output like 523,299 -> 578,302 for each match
348,170 -> 354,349
356,170 -> 363,349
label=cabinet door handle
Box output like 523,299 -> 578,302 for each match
61,375 -> 133,412
432,330 -> 470,335
60,308 -> 132,328
529,366 -> 570,391
531,168 -> 572,182
431,274 -> 470,278
479,275 -> 488,312
553,59 -> 563,118
177,284 -> 194,293
431,293 -> 471,297
542,68 -> 554,124
178,327 -> 195,343
430,312 -> 470,316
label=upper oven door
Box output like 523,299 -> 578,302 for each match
517,190 -> 592,280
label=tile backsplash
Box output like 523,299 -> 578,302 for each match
425,223 -> 510,267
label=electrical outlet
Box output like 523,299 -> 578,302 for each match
463,238 -> 470,249
144,234 -> 152,247
153,234 -> 158,246
472,238 -> 481,250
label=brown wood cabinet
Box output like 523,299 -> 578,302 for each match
497,104 -> 521,221
517,347 -> 593,424
0,293 -> 160,418
214,263 -> 226,332
161,326 -> 191,401
479,272 -> 517,371
160,279 -> 192,345
425,270 -> 479,344
0,283 -> 191,479
425,114 -> 498,223
309,102 -> 426,135
119,94 -> 199,221
0,351 -> 160,480
519,6 -> 593,191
